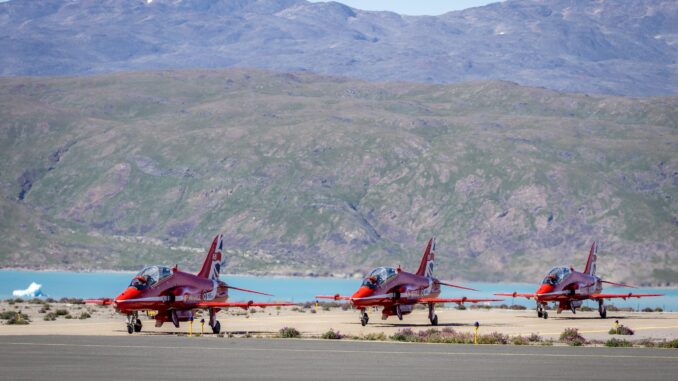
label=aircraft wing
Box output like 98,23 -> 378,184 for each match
84,298 -> 113,305
195,301 -> 296,310
418,297 -> 503,305
589,293 -> 663,300
494,293 -> 536,300
315,294 -> 352,301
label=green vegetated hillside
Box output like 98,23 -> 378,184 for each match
0,69 -> 676,284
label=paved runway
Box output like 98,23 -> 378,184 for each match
1,335 -> 676,380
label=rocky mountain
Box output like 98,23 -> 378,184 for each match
0,69 -> 676,284
0,0 -> 676,96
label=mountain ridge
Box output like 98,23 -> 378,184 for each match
0,68 -> 676,284
1,0 -> 676,96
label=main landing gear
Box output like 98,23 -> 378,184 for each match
395,305 -> 403,321
209,308 -> 221,334
598,300 -> 607,319
428,303 -> 438,326
537,304 -> 548,319
360,309 -> 369,326
126,312 -> 142,334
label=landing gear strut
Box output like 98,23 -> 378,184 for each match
537,304 -> 548,319
360,309 -> 369,326
126,312 -> 141,334
598,300 -> 607,319
209,308 -> 221,334
428,303 -> 438,326
395,304 -> 403,321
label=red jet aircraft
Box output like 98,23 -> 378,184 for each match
86,234 -> 293,334
316,238 -> 502,326
495,242 -> 663,319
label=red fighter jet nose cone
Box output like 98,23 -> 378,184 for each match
115,287 -> 142,302
351,286 -> 373,299
536,284 -> 553,295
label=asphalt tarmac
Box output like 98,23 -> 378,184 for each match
1,335 -> 676,380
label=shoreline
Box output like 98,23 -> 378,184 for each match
1,268 -> 676,288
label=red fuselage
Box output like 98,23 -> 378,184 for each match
349,267 -> 441,317
533,266 -> 603,310
114,268 -> 228,322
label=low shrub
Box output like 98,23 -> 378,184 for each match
64,314 -> 73,319
455,304 -> 466,310
560,328 -> 587,346
362,332 -> 386,341
79,312 -> 91,320
511,336 -> 530,345
654,307 -> 663,312
38,304 -> 51,313
580,306 -> 594,312
54,309 -> 69,316
509,305 -> 527,310
2,312 -> 30,325
657,339 -> 678,349
469,305 -> 492,310
58,298 -> 85,305
605,338 -> 633,347
390,328 -> 416,342
278,327 -> 301,338
633,338 -> 656,348
477,332 -> 509,345
291,307 -> 305,313
321,329 -> 343,340
0,311 -> 18,320
43,312 -> 57,321
606,305 -> 634,312
29,298 -> 44,304
528,333 -> 542,342
318,301 -> 342,309
608,325 -> 634,335
310,309 -> 317,314
340,304 -> 351,311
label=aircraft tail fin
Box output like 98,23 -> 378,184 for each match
583,241 -> 597,276
416,238 -> 435,278
197,234 -> 224,280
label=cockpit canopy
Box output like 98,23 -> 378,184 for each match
130,265 -> 172,290
361,267 -> 398,289
542,266 -> 571,286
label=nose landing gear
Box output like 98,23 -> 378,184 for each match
537,304 -> 548,319
126,312 -> 142,334
360,309 -> 369,326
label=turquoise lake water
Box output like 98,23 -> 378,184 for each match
1,269 -> 676,311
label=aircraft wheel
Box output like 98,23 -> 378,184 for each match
599,306 -> 607,319
127,324 -> 134,334
543,311 -> 548,319
430,314 -> 438,326
537,310 -> 543,318
134,321 -> 142,333
360,312 -> 369,326
212,320 -> 221,334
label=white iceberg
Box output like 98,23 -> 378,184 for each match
12,282 -> 45,298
